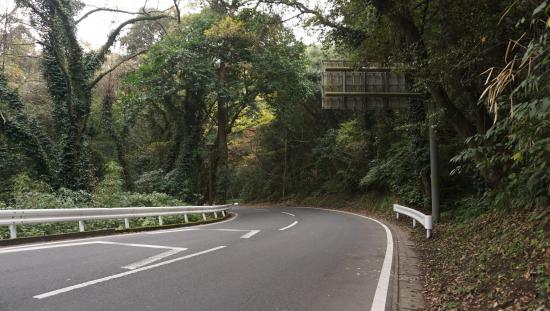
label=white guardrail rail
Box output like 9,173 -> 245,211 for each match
393,204 -> 433,238
0,204 -> 235,239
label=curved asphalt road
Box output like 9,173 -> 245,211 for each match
0,207 -> 393,311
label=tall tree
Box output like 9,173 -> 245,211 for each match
0,0 -> 168,189
260,0 -> 531,185
203,3 -> 309,202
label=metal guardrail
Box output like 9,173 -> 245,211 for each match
393,204 -> 433,238
0,204 -> 235,239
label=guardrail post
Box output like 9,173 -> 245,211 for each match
78,221 -> 85,232
412,219 -> 416,228
221,210 -> 226,217
202,213 -> 207,221
214,212 -> 218,219
9,224 -> 17,239
396,213 -> 399,220
124,218 -> 130,229
427,229 -> 431,239
158,216 -> 163,226
184,214 -> 188,223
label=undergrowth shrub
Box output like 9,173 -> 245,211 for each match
0,162 -> 186,239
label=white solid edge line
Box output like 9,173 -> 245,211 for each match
33,246 -> 227,299
278,220 -> 298,231
293,207 -> 393,311
281,212 -> 295,217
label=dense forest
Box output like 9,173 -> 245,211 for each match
0,0 -> 548,309
1,0 -> 547,213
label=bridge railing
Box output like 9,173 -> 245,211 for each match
0,204 -> 235,239
393,204 -> 432,238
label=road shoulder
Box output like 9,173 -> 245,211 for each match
386,221 -> 426,310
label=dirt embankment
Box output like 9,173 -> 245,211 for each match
417,208 -> 549,310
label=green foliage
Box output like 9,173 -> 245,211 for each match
11,173 -> 92,209
0,161 -> 184,239
121,8 -> 311,203
452,3 -> 550,209
312,120 -> 368,194
93,161 -> 183,207
360,141 -> 424,207
121,11 -> 218,201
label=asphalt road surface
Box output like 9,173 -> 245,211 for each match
0,206 -> 394,311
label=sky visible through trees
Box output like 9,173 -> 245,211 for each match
0,0 -> 324,50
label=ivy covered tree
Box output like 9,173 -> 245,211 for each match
0,0 -> 168,190
122,11 -> 218,201
122,5 -> 309,203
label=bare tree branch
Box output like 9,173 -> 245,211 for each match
90,49 -> 148,88
75,8 -> 138,24
0,5 -> 19,24
259,0 -> 340,29
96,14 -> 168,63
16,0 -> 47,20
257,0 -> 366,42
173,0 -> 181,24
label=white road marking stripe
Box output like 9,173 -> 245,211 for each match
122,249 -> 184,270
0,241 -> 184,254
0,241 -> 99,254
95,241 -> 185,250
293,207 -> 394,311
147,227 -> 260,239
279,221 -> 298,231
282,212 -> 295,217
146,228 -> 196,234
145,213 -> 240,235
34,246 -> 227,299
211,229 -> 245,232
239,230 -> 260,239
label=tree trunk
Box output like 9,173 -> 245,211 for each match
173,92 -> 205,202
215,61 -> 229,203
102,89 -> 133,190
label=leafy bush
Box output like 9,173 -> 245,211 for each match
0,162 -> 186,239
93,161 -> 184,208
311,120 -> 368,194
360,140 -> 425,208
452,4 -> 550,209
11,173 -> 92,209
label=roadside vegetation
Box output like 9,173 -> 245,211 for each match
0,0 -> 548,308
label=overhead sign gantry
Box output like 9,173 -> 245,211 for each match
321,60 -> 440,221
321,60 -> 417,110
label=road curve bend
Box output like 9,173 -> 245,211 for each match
0,206 -> 394,311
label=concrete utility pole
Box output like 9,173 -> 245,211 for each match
428,102 -> 440,222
